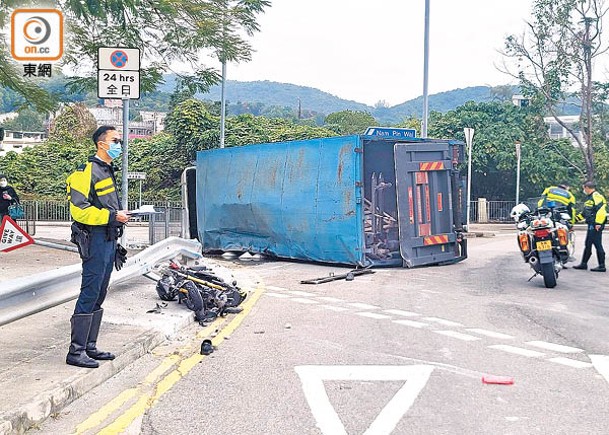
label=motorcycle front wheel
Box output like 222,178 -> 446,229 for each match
541,262 -> 557,288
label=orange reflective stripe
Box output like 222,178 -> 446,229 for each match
419,161 -> 445,171
423,234 -> 450,245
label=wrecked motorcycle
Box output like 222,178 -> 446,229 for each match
155,260 -> 247,324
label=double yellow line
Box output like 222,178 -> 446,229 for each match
75,282 -> 265,434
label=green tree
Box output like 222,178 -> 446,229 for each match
324,110 -> 377,135
164,99 -> 220,159
1,108 -> 46,131
429,101 -> 584,201
0,1 -> 270,107
503,0 -> 609,180
48,104 -> 98,144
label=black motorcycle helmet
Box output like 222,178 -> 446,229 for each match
155,274 -> 178,301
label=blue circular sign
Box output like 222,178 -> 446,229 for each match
110,50 -> 128,68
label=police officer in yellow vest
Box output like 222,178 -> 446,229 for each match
537,183 -> 577,224
538,183 -> 578,263
65,126 -> 131,368
574,181 -> 607,272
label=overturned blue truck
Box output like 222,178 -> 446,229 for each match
183,133 -> 468,268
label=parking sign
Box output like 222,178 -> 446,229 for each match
98,47 -> 141,99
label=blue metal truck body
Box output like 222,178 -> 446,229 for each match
195,135 -> 467,267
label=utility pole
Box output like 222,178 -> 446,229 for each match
515,141 -> 521,205
421,0 -> 430,138
220,60 -> 226,148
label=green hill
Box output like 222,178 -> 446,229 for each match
188,79 -> 497,123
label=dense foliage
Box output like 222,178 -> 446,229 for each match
430,101 -> 588,201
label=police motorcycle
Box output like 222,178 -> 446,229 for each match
510,203 -> 572,288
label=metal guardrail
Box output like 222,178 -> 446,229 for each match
0,237 -> 202,327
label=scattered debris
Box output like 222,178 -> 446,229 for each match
301,268 -> 375,284
200,339 -> 214,355
146,302 -> 168,314
482,375 -> 514,385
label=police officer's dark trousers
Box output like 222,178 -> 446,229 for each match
581,224 -> 605,268
67,227 -> 116,368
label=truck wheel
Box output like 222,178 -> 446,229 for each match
541,262 -> 557,288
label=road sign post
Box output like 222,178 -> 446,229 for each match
127,172 -> 147,208
464,128 -> 475,230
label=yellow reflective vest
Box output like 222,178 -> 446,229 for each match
582,190 -> 607,226
66,157 -> 121,226
538,186 -> 577,223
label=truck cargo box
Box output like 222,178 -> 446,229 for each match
195,135 -> 467,267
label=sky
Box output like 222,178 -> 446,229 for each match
220,0 -> 535,106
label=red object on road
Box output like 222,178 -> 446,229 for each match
482,375 -> 514,385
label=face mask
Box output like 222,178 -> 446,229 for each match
104,141 -> 122,159
0,181 -> 6,188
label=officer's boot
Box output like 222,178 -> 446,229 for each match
573,263 -> 588,270
66,314 -> 99,368
591,252 -> 606,272
86,309 -> 116,360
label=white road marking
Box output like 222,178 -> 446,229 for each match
384,309 -> 420,317
323,306 -> 350,312
525,341 -> 584,354
393,319 -> 428,329
489,345 -> 545,358
348,302 -> 380,310
266,285 -> 288,291
590,355 -> 609,385
423,317 -> 464,327
355,312 -> 392,320
466,329 -> 514,340
292,298 -> 319,304
287,290 -> 317,297
433,330 -> 481,341
547,357 -> 593,369
295,365 -> 434,435
316,297 -> 344,303
264,292 -> 292,298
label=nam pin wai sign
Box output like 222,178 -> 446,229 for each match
365,127 -> 417,138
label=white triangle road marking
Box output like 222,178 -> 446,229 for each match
590,355 -> 609,385
295,365 -> 434,435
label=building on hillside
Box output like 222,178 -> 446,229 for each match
0,112 -> 18,124
511,97 -> 584,147
89,100 -> 166,139
512,95 -> 530,108
543,115 -> 583,146
0,130 -> 47,156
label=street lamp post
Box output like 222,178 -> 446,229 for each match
515,141 -> 521,205
422,0 -> 430,138
464,128 -> 475,230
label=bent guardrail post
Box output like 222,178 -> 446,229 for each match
0,237 -> 202,327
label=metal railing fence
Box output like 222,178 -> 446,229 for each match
14,200 -> 184,244
15,199 -> 545,229
17,200 -> 182,222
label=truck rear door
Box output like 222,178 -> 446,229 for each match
394,142 -> 465,267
